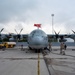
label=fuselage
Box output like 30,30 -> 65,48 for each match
28,29 -> 48,50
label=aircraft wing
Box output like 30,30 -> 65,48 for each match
23,33 -> 75,42
47,34 -> 74,42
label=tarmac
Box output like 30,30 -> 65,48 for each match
45,47 -> 75,75
0,48 -> 49,75
0,46 -> 75,75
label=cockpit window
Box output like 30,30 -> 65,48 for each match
30,31 -> 36,36
30,29 -> 47,37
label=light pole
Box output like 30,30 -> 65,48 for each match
51,14 -> 54,34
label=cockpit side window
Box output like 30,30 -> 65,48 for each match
30,30 -> 47,37
30,31 -> 36,37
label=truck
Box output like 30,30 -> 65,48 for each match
0,42 -> 16,49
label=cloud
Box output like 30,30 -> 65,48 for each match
0,0 -> 75,34
0,0 -> 38,23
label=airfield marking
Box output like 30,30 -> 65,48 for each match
37,53 -> 40,75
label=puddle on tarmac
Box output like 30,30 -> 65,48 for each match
46,58 -> 75,74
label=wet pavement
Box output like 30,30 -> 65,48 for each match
0,46 -> 75,75
45,48 -> 75,75
0,48 -> 49,75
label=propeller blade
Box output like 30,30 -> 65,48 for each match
0,28 -> 4,32
58,30 -> 61,34
19,28 -> 23,34
15,29 -> 18,34
54,30 -> 57,34
72,30 -> 75,34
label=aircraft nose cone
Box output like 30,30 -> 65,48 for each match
32,36 -> 43,45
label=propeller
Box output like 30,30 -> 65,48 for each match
19,28 -> 23,34
15,29 -> 18,34
53,29 -> 66,42
72,30 -> 75,34
0,28 -> 4,39
0,28 -> 4,33
54,30 -> 61,39
14,28 -> 23,40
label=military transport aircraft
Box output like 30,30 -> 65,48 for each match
27,24 -> 71,52
28,28 -> 49,51
27,24 -> 75,52
27,24 -> 49,52
1,25 -> 75,52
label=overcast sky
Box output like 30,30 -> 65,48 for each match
0,0 -> 75,34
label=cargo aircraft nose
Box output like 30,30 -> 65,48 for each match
32,36 -> 43,45
28,29 -> 48,50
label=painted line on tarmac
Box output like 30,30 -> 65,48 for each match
37,53 -> 40,75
